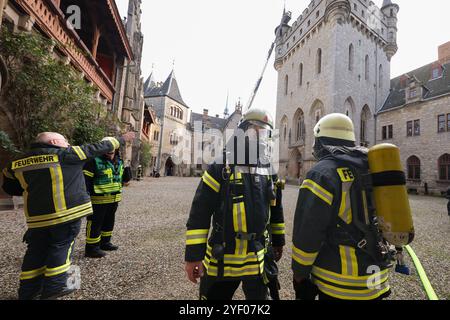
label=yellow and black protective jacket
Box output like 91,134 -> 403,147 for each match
185,162 -> 285,279
2,138 -> 121,229
292,153 -> 391,300
83,156 -> 131,205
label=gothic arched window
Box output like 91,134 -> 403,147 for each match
365,55 -> 370,80
299,63 -> 303,86
284,75 -> 289,95
348,44 -> 354,71
316,48 -> 322,74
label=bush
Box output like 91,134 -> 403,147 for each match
0,27 -> 117,151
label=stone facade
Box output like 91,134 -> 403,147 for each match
377,96 -> 450,195
144,72 -> 192,177
274,0 -> 399,182
376,43 -> 450,195
114,0 -> 147,172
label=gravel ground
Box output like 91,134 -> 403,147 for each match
0,177 -> 449,300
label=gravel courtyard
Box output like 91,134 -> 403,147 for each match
0,177 -> 449,300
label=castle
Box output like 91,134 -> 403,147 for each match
274,0 -> 399,181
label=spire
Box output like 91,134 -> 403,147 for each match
382,0 -> 392,7
224,91 -> 229,118
143,72 -> 155,96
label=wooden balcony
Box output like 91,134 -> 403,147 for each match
15,0 -> 132,102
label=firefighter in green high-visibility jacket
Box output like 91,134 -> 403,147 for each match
83,150 -> 131,258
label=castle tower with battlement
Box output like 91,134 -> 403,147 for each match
274,0 -> 399,182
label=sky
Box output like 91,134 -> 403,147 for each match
115,0 -> 450,119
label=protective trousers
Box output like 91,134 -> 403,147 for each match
18,219 -> 81,300
199,275 -> 268,300
86,202 -> 118,247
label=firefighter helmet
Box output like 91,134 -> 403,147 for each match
313,113 -> 356,142
239,108 -> 274,130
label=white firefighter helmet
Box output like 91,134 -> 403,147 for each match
239,107 -> 274,130
313,113 -> 356,142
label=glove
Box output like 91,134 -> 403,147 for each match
293,277 -> 319,300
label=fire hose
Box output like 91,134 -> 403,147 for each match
404,245 -> 439,300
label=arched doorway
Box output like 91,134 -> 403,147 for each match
165,157 -> 175,176
288,149 -> 303,180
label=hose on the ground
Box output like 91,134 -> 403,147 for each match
404,245 -> 439,300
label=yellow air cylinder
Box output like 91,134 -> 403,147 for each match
368,143 -> 414,246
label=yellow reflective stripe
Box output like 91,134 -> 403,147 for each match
28,208 -> 92,229
292,245 -> 319,266
202,171 -> 220,193
15,171 -> 29,217
186,229 -> 209,236
312,267 -> 389,288
313,278 -> 390,300
186,229 -> 209,245
87,220 -> 92,239
271,223 -> 285,235
312,265 -> 389,281
20,266 -> 46,280
101,231 -> 113,237
72,146 -> 87,160
91,194 -> 122,204
83,170 -> 94,177
300,179 -> 333,205
94,183 -> 122,193
206,264 -> 263,277
49,165 -> 67,212
26,202 -> 92,222
233,201 -> 248,255
103,137 -> 119,150
66,241 -> 74,264
338,182 -> 353,224
86,236 -> 101,244
349,248 -> 358,276
45,262 -> 71,277
2,167 -> 14,179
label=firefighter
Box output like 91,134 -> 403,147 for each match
1,131 -> 135,300
184,108 -> 285,300
292,113 -> 392,300
83,149 -> 132,258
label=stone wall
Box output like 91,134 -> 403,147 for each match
376,95 -> 450,195
274,0 -> 394,182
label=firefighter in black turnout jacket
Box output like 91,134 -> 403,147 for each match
185,108 -> 285,300
292,114 -> 392,300
83,150 -> 131,258
1,131 -> 134,300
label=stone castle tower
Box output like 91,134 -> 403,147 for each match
274,0 -> 399,181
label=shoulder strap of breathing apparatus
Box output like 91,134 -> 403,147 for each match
330,160 -> 395,267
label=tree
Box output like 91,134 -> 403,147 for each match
0,27 -> 118,152
140,141 -> 153,169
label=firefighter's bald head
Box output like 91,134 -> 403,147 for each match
36,132 -> 70,148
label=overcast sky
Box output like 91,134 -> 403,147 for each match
115,0 -> 450,119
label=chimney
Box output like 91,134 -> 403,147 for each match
438,41 -> 450,64
203,109 -> 209,116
